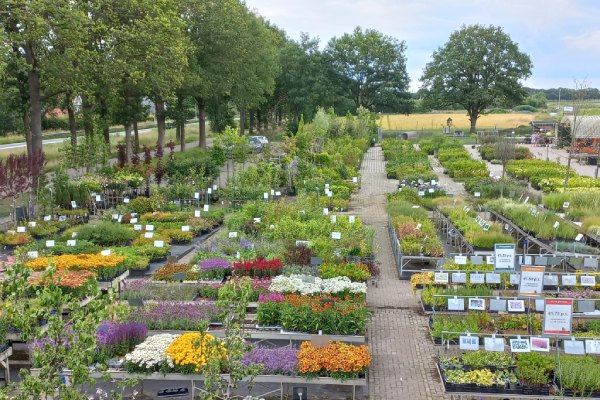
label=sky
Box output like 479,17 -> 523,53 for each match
246,0 -> 600,92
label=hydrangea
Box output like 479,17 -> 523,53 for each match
269,275 -> 367,295
124,334 -> 177,369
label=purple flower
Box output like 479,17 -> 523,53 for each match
128,301 -> 218,330
240,238 -> 254,251
259,293 -> 285,303
96,321 -> 147,348
199,258 -> 231,270
30,325 -> 75,351
242,345 -> 298,375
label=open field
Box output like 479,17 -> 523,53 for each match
379,112 -> 536,131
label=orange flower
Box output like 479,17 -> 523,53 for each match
28,269 -> 96,289
297,341 -> 371,377
25,253 -> 126,271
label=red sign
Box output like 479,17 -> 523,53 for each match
543,299 -> 573,336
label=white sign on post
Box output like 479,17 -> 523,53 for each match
144,232 -> 154,239
585,340 -> 600,354
253,218 -> 261,223
474,192 -> 481,197
46,240 -> 55,247
519,266 -> 545,296
484,336 -> 505,352
96,195 -> 102,202
447,297 -> 465,311
16,226 -> 26,233
153,240 -> 164,248
28,221 -> 36,227
331,232 -> 341,240
124,197 -> 130,204
330,215 -> 337,223
418,191 -> 425,197
510,338 -> 531,353
349,216 -> 355,224
263,192 -> 269,200
323,208 -> 329,215
352,177 -> 358,183
229,232 -> 238,238
207,188 -> 212,194
213,185 -> 218,191
494,244 -> 516,271
562,275 -> 577,286
71,201 -> 77,208
434,272 -> 449,284
101,249 -> 111,256
182,225 -> 190,232
581,275 -> 596,287
454,255 -> 467,265
194,192 -> 200,199
203,205 -> 209,212
130,218 -> 138,224
27,251 -> 39,259
134,224 -> 142,231
67,240 -> 76,247
195,210 -> 201,218
543,298 -> 573,336
44,215 -> 51,221
459,335 -> 479,351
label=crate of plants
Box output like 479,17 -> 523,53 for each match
125,301 -> 219,331
120,278 -> 200,302
554,355 -> 600,397
152,263 -> 201,282
438,355 -> 520,394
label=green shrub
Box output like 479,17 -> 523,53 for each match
128,195 -> 168,214
75,221 -> 135,246
319,262 -> 370,282
516,352 -> 555,386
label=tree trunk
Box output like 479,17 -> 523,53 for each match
175,123 -> 181,143
66,94 -> 77,146
98,96 -> 110,144
180,121 -> 185,152
27,67 -> 43,156
239,109 -> 246,136
124,123 -> 132,163
82,95 -> 94,137
468,111 -> 478,134
155,96 -> 166,149
249,110 -> 255,134
133,120 -> 140,153
23,110 -> 32,155
196,97 -> 207,148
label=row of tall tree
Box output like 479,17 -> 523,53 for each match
1,1 -> 413,158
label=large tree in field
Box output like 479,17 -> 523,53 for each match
421,25 -> 532,133
325,27 -> 411,113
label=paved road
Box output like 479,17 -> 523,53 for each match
349,146 -> 448,400
523,143 -> 599,178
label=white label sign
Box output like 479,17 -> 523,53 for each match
207,188 -> 212,194
459,336 -> 480,351
203,205 -> 209,212
331,232 -> 341,240
134,224 -> 142,231
581,275 -> 596,287
130,218 -> 138,224
67,240 -> 76,247
565,339 -> 585,355
508,299 -> 525,313
123,197 -> 130,204
27,251 -> 38,259
323,208 -> 329,215
195,210 -> 201,218
101,249 -> 111,256
585,340 -> 600,354
263,192 -> 269,199
530,337 -> 550,352
194,192 -> 200,199
470,273 -> 485,284
145,225 -> 154,231
181,225 -> 190,232
484,337 -> 505,352
44,215 -> 51,221
352,177 -> 358,183
144,232 -> 154,239
448,297 -> 465,311
510,338 -> 531,353
229,232 -> 238,238
454,255 -> 467,265
96,195 -> 102,202
16,227 -> 26,233
562,275 -> 577,286
153,240 -> 164,248
434,272 -> 449,284
469,298 -> 485,310
71,201 -> 77,208
45,240 -> 55,247
28,221 -> 36,227
330,215 -> 337,223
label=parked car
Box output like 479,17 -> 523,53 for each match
250,135 -> 269,145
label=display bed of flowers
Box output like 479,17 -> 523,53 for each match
381,139 -> 437,184
387,192 -> 444,257
433,197 -> 514,250
435,140 -> 489,180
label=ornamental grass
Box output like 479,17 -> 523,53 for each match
297,341 -> 371,380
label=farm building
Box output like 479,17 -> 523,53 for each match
562,115 -> 600,161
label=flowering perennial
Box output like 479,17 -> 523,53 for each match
269,275 -> 367,296
25,253 -> 126,271
242,345 -> 298,375
233,258 -> 282,278
165,333 -> 225,372
297,341 -> 371,379
125,334 -> 177,371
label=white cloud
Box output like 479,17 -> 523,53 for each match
564,30 -> 600,51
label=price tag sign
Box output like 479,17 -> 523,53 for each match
474,192 -> 481,197
565,339 -> 585,355
194,192 -> 200,199
352,177 -> 358,183
470,273 -> 485,284
349,216 -> 356,224
519,266 -> 545,296
144,232 -> 154,239
508,299 -> 525,312
130,218 -> 138,224
485,273 -> 501,284
434,272 -> 449,284
323,208 -> 329,215
263,192 -> 269,199
203,205 -> 209,212
146,225 -> 154,231
96,195 -> 102,202
67,240 -> 76,247
16,226 -> 26,233
207,188 -> 212,194
531,337 -> 550,352
71,201 -> 77,208
543,298 -> 573,336
101,249 -> 111,256
330,215 -> 337,223
195,210 -> 201,218
585,339 -> 600,354
494,244 -> 516,271
253,218 -> 261,223
451,272 -> 466,284
510,338 -> 531,353
181,225 -> 190,232
28,221 -> 36,227
448,297 -> 465,311
123,197 -> 130,204
459,335 -> 480,351
45,240 -> 55,247
468,298 -> 485,310
229,232 -> 238,238
134,224 -> 142,231
44,215 -> 51,221
153,240 -> 164,248
331,232 -> 341,240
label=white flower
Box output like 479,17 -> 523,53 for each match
125,334 -> 177,369
269,275 -> 366,295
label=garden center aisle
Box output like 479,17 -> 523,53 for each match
350,146 -> 447,399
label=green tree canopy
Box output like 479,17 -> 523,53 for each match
420,24 -> 533,133
325,27 -> 411,113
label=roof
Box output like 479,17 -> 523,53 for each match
562,115 -> 600,139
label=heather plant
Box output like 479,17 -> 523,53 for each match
128,302 -> 218,330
